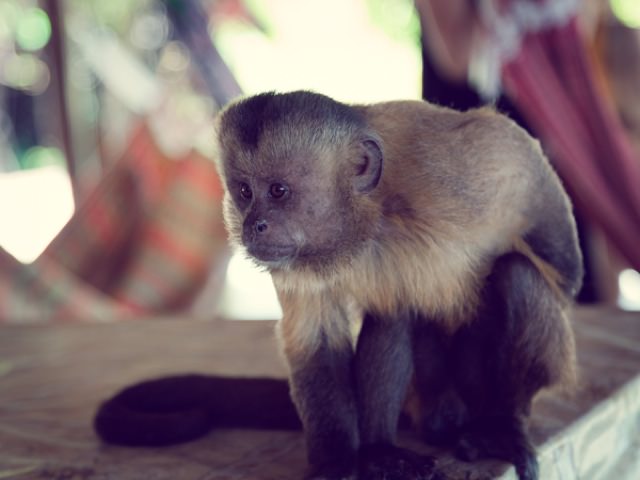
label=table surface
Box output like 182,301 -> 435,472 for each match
0,307 -> 639,480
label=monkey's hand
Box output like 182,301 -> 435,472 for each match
357,444 -> 444,480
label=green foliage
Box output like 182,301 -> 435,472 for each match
15,7 -> 51,51
21,146 -> 66,170
365,0 -> 420,44
610,0 -> 640,28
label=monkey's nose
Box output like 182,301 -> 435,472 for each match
254,219 -> 269,234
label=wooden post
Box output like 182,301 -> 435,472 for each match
42,0 -> 76,191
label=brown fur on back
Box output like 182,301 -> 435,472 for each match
273,102 -> 571,340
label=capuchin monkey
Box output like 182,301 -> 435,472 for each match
94,91 -> 582,480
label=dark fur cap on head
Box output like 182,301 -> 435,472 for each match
218,91 -> 367,151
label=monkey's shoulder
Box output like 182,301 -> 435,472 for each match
365,101 -> 553,227
364,99 -> 505,128
363,100 -> 540,160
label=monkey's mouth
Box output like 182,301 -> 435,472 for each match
246,244 -> 297,262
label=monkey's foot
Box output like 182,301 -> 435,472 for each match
358,444 -> 444,480
305,471 -> 356,480
305,460 -> 357,480
455,416 -> 538,480
420,391 -> 468,447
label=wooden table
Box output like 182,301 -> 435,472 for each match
0,308 -> 639,480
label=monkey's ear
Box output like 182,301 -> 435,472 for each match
353,138 -> 383,193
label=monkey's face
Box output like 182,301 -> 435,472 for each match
219,136 -> 384,272
222,154 -> 359,270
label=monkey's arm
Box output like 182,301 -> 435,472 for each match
277,291 -> 359,479
355,311 -> 413,445
277,285 -> 441,480
355,311 -> 440,479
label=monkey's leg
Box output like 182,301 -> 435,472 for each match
453,252 -> 572,480
355,312 -> 442,480
287,331 -> 359,480
412,321 -> 468,447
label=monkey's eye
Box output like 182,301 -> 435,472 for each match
239,183 -> 253,200
269,183 -> 289,199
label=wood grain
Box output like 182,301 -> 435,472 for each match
0,307 -> 638,479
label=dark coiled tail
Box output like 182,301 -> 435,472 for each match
94,374 -> 301,447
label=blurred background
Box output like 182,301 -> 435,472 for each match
0,0 -> 638,322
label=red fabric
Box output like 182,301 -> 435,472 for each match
0,123 -> 228,322
502,17 -> 640,270
111,151 -> 227,312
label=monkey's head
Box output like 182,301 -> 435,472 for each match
215,91 -> 383,272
